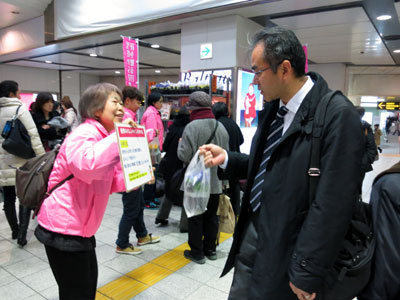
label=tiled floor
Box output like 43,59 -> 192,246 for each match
0,135 -> 398,300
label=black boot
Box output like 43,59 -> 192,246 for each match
17,205 -> 31,247
3,186 -> 19,239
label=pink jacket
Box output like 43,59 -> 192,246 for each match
141,105 -> 164,151
123,107 -> 137,122
37,119 -> 125,237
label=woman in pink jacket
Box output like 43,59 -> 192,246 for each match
141,92 -> 164,209
34,83 -> 149,300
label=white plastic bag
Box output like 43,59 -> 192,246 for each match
183,150 -> 210,218
149,137 -> 161,165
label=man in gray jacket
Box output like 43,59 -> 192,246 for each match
177,91 -> 229,264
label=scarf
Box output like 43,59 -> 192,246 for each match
190,107 -> 215,121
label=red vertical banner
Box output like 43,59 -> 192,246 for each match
303,45 -> 308,73
123,37 -> 139,87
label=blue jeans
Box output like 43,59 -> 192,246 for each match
116,188 -> 147,249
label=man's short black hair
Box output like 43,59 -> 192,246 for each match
251,26 -> 306,77
0,80 -> 19,98
212,102 -> 229,119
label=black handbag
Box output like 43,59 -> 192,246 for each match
2,106 -> 35,159
309,91 -> 375,299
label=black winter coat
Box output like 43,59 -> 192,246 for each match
221,72 -> 364,299
360,120 -> 376,174
359,161 -> 400,300
31,110 -> 65,141
160,114 -> 190,183
216,116 -> 244,152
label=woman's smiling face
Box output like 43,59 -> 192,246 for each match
96,92 -> 124,132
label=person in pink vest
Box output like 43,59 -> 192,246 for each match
141,92 -> 164,209
116,86 -> 160,255
34,83 -> 153,300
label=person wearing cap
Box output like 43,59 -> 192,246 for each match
177,91 -> 229,264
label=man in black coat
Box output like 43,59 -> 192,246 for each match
200,27 -> 363,299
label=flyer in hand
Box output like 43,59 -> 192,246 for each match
115,123 -> 153,192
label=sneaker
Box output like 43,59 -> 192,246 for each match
137,233 -> 161,246
205,251 -> 217,260
184,250 -> 205,264
155,218 -> 168,226
116,244 -> 142,255
144,202 -> 159,209
153,198 -> 161,205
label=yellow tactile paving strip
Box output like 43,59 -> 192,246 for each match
96,232 -> 233,300
380,153 -> 400,157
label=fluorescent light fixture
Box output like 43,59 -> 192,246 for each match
45,60 -> 52,64
394,49 -> 400,53
376,15 -> 392,21
151,44 -> 160,48
155,70 -> 161,73
89,53 -> 98,57
115,71 -> 121,74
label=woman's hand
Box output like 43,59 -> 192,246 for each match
41,124 -> 50,129
122,118 -> 138,128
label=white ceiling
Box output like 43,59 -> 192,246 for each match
0,0 -> 52,28
0,0 -> 400,76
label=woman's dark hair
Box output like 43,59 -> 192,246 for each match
212,102 -> 229,119
79,83 -> 122,122
61,95 -> 77,114
0,80 -> 19,98
122,86 -> 144,104
251,26 -> 306,77
146,92 -> 162,107
32,92 -> 54,113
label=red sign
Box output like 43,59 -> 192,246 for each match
122,37 -> 138,87
118,127 -> 145,138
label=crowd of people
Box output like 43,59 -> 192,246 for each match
0,26 -> 398,300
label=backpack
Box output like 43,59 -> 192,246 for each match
15,146 -> 73,218
309,90 -> 375,299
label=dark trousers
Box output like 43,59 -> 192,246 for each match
45,245 -> 98,300
116,188 -> 147,249
187,194 -> 220,258
227,180 -> 241,216
3,186 -> 19,234
143,183 -> 155,205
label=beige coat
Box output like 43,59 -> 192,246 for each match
0,97 -> 45,186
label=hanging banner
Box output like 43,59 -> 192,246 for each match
122,37 -> 139,88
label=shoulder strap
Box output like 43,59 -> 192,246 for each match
308,90 -> 342,206
206,120 -> 219,144
33,174 -> 74,218
12,105 -> 22,121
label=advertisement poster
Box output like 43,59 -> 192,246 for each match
115,124 -> 153,192
236,69 -> 263,128
236,69 -> 263,154
122,37 -> 139,88
160,103 -> 172,120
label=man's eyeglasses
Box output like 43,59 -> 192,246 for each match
253,66 -> 271,77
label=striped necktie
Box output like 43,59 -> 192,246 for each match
249,106 -> 289,212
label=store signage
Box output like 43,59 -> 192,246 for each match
377,101 -> 400,110
200,43 -> 212,59
122,37 -> 139,88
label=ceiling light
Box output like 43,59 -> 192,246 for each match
155,70 -> 161,73
115,71 -> 121,74
66,75 -> 72,79
151,44 -> 160,48
45,60 -> 52,64
376,15 -> 392,21
394,49 -> 400,53
89,53 -> 98,57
